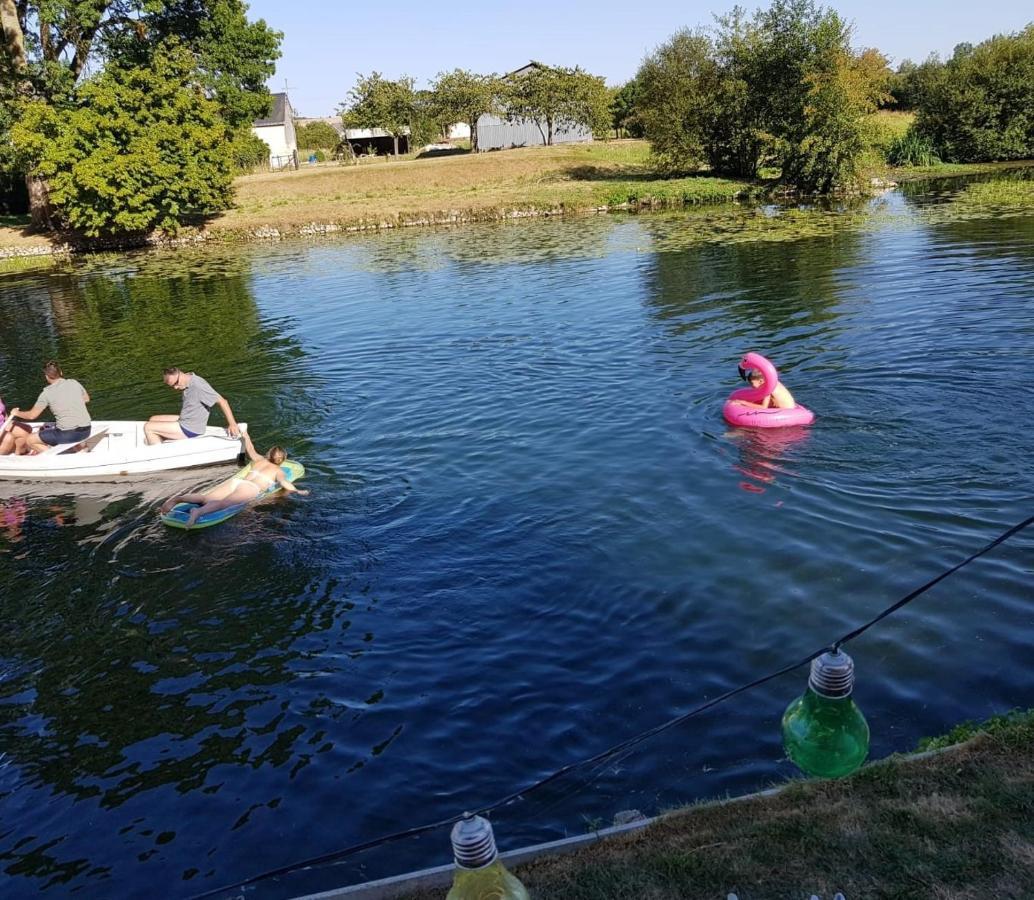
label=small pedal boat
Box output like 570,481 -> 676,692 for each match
0,421 -> 247,481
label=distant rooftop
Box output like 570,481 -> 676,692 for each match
254,93 -> 292,128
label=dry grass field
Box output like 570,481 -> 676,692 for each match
218,139 -> 746,233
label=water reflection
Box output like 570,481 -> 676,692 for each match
727,426 -> 810,494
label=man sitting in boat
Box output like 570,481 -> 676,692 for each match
144,367 -> 241,445
160,430 -> 308,527
0,362 -> 92,455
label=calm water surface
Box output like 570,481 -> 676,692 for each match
1,182 -> 1033,898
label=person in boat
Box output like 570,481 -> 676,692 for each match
0,362 -> 91,455
736,367 -> 797,410
159,430 -> 308,527
144,367 -> 240,445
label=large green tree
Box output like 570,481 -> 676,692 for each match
340,72 -> 417,156
635,0 -> 889,190
503,63 -> 611,145
636,30 -> 720,173
1,0 -> 280,228
12,44 -> 235,236
429,69 -> 498,151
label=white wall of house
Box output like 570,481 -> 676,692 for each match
252,124 -> 297,167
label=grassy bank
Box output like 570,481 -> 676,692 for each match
1,137 -> 1031,259
220,140 -> 750,231
406,711 -> 1034,899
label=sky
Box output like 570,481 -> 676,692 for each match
244,0 -> 1034,117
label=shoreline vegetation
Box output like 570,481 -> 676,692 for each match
400,710 -> 1034,900
2,137 -> 1032,264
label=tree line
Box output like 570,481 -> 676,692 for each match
332,64 -> 610,156
615,2 -> 1033,188
1,0 -> 1031,239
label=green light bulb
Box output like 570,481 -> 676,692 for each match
782,649 -> 870,778
446,814 -> 530,900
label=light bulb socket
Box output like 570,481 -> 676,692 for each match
808,649 -> 855,698
451,813 -> 498,869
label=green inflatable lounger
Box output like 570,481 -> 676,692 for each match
161,460 -> 305,530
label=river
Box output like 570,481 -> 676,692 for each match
1,176 -> 1033,898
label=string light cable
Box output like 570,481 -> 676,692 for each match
190,512 -> 1034,900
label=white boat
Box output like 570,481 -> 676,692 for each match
0,421 -> 248,481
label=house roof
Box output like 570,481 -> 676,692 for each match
503,61 -> 545,80
254,93 -> 292,128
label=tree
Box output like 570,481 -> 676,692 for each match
635,0 -> 890,190
1,0 -> 281,228
610,79 -> 644,138
295,121 -> 342,151
503,63 -> 611,145
340,72 -> 416,156
636,30 -> 720,173
757,2 -> 889,191
429,69 -> 498,151
914,25 -> 1034,162
12,44 -> 235,236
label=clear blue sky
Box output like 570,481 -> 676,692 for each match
245,0 -> 1033,117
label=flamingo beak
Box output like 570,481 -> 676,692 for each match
738,365 -> 748,382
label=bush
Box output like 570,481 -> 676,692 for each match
914,25 -> 1034,162
887,129 -> 940,166
295,121 -> 341,150
230,130 -> 270,172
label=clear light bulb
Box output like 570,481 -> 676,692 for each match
782,649 -> 870,778
446,813 -> 530,900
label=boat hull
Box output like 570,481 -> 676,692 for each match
0,421 -> 247,481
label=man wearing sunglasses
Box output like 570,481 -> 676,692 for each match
143,367 -> 241,445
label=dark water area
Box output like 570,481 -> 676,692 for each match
1,183 -> 1033,898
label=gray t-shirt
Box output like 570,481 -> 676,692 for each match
35,378 -> 90,430
178,373 -> 220,435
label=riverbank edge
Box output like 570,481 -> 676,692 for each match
2,159 -> 1031,266
287,710 -> 1034,900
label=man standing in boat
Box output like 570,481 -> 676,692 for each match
144,368 -> 241,445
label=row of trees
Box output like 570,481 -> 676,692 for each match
338,64 -> 611,155
618,3 -> 1033,185
1,0 -> 281,233
891,26 -> 1034,163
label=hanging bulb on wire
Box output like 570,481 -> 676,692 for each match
782,648 -> 870,778
446,813 -> 530,900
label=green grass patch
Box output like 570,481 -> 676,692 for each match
403,710 -> 1034,900
0,214 -> 30,228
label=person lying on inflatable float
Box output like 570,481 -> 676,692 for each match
723,351 -> 815,428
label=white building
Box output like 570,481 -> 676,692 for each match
252,93 -> 298,169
